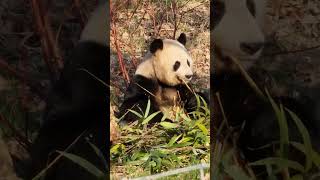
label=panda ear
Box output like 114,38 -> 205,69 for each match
150,39 -> 163,54
177,33 -> 187,46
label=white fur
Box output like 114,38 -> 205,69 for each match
213,0 -> 266,62
135,39 -> 193,86
80,3 -> 108,45
135,54 -> 155,79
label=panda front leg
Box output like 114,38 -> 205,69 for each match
177,85 -> 210,114
118,75 -> 163,125
118,96 -> 164,125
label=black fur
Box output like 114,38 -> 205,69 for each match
118,75 -> 161,124
150,39 -> 163,54
211,0 -> 225,29
177,33 -> 187,46
118,75 -> 207,124
28,41 -> 109,180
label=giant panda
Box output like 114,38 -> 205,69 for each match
211,0 -> 267,94
27,3 -> 109,180
211,0 -> 320,177
118,33 -> 208,124
210,0 -> 268,130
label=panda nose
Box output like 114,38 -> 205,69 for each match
240,42 -> 264,55
185,74 -> 193,80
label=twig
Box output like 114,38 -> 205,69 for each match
116,38 -> 138,68
30,0 -> 63,82
131,10 -> 147,35
180,1 -> 207,15
172,0 -> 178,39
177,1 -> 207,31
127,0 -> 144,22
178,0 -> 192,10
111,25 -> 130,85
39,1 -> 64,70
156,13 -> 165,37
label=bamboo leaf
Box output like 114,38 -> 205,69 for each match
88,142 -> 107,169
128,109 -> 143,118
160,121 -> 179,129
286,108 -> 313,171
56,151 -> 105,178
266,90 -> 289,158
250,157 -> 304,172
167,134 -> 182,147
291,142 -> 320,169
144,99 -> 151,118
142,111 -> 160,125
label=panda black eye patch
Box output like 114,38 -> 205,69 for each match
212,0 -> 225,29
246,0 -> 256,17
187,60 -> 190,67
173,61 -> 181,71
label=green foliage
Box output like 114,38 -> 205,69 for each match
212,89 -> 320,179
56,151 -> 106,178
221,57 -> 320,179
246,94 -> 320,178
110,94 -> 210,177
266,90 -> 289,158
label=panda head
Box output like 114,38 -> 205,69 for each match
150,33 -> 193,86
212,0 -> 266,65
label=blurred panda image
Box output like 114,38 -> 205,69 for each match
211,0 -> 320,177
212,0 -> 266,70
28,3 -> 109,180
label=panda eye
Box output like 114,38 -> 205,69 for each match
173,61 -> 180,71
187,60 -> 190,67
246,0 -> 256,17
212,0 -> 225,29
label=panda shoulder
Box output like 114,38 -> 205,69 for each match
80,3 -> 108,45
135,53 -> 155,79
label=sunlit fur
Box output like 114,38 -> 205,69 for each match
117,34 -> 209,124
135,39 -> 193,86
80,3 -> 108,45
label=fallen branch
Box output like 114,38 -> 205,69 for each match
111,20 -> 130,86
30,0 -> 63,82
